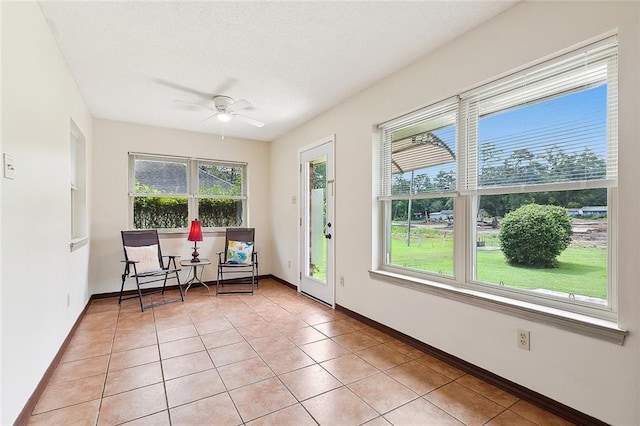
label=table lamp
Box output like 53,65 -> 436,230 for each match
187,219 -> 203,262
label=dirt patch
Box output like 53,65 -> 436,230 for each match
570,219 -> 607,248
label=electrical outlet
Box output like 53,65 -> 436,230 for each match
340,276 -> 345,286
288,260 -> 291,269
67,293 -> 70,308
517,329 -> 530,350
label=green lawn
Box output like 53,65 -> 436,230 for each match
310,237 -> 327,282
391,232 -> 454,276
390,230 -> 607,300
476,247 -> 607,299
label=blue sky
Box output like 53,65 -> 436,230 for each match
396,84 -> 608,184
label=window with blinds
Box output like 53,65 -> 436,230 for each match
460,38 -> 617,194
197,161 -> 246,228
379,100 -> 458,199
129,154 -> 247,230
377,36 -> 618,317
379,100 -> 458,277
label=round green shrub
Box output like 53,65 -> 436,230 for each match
499,204 -> 573,267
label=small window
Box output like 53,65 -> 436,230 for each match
379,100 -> 458,278
132,157 -> 189,229
197,162 -> 245,227
129,154 -> 247,230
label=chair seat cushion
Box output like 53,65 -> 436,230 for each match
226,240 -> 254,264
125,244 -> 162,274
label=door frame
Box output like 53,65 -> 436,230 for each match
299,135 -> 335,307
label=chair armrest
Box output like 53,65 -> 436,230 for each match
121,259 -> 138,276
161,255 -> 180,270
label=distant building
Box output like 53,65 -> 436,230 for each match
581,206 -> 607,216
430,210 -> 454,221
565,206 -> 607,217
567,208 -> 582,217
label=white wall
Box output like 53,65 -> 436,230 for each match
0,2 -> 93,424
90,119 -> 272,296
0,2 -> 4,422
270,2 -> 640,424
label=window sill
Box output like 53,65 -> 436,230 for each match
369,269 -> 628,345
70,237 -> 89,251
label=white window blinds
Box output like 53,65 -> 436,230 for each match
460,37 -> 618,194
379,99 -> 458,198
131,155 -> 189,196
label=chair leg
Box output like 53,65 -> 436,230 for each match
161,274 -> 168,295
119,274 -> 127,305
251,265 -> 255,295
216,267 -> 221,296
175,271 -> 184,301
136,278 -> 145,312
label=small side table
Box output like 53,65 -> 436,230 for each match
180,258 -> 211,294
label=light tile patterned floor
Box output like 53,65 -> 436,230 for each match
27,279 -> 574,425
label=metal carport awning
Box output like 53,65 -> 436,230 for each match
391,131 -> 455,174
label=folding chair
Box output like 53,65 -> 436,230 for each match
216,228 -> 259,295
119,230 -> 184,311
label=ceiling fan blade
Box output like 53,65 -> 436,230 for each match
234,114 -> 265,128
228,99 -> 252,111
174,99 -> 209,109
200,112 -> 220,123
154,78 -> 211,99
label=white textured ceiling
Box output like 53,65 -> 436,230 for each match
39,1 -> 517,142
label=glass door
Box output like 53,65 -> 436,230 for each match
300,139 -> 334,306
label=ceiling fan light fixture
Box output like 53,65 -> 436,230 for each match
217,112 -> 232,122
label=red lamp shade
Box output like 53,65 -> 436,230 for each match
187,219 -> 203,242
187,219 -> 203,262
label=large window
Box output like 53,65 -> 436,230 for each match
378,38 -> 617,318
130,154 -> 247,230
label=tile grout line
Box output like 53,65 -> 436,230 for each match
29,281 -> 563,425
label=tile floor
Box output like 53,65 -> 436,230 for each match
27,279 -> 574,425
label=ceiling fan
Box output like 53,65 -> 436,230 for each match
154,78 -> 266,134
202,95 -> 265,128
176,94 -> 265,128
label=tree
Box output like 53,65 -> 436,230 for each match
433,170 -> 455,191
499,204 -> 573,267
573,148 -> 606,181
392,175 -> 410,195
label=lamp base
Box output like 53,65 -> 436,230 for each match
191,244 -> 200,262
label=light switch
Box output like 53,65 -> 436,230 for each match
3,154 -> 15,179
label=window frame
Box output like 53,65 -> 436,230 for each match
129,153 -> 248,232
70,119 -> 88,250
376,36 -> 619,324
379,98 -> 459,279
